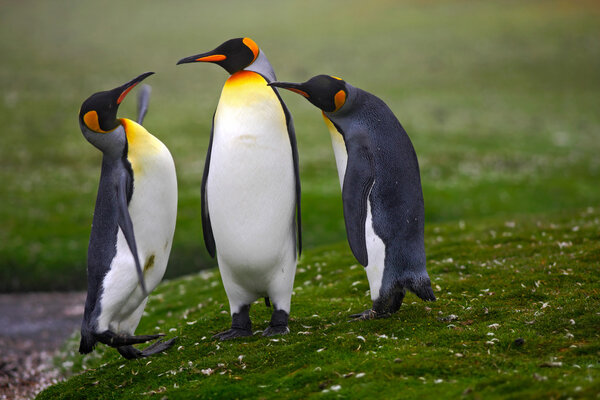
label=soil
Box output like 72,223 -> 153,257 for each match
0,292 -> 86,400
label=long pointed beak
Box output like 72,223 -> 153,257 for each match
268,81 -> 310,98
176,51 -> 227,65
116,72 -> 154,104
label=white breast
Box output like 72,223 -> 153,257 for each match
98,121 -> 177,332
323,114 -> 348,189
206,72 -> 296,282
322,115 -> 385,301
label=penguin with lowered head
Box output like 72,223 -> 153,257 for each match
270,75 -> 435,319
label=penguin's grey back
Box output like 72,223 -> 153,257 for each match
331,87 -> 426,265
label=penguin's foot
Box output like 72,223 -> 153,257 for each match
262,308 -> 290,337
213,328 -> 253,341
117,337 -> 177,359
213,305 -> 252,341
141,337 -> 177,357
349,309 -> 390,320
263,325 -> 290,336
94,330 -> 164,347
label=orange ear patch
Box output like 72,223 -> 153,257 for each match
243,37 -> 259,62
83,110 -> 107,133
334,90 -> 346,111
196,54 -> 227,62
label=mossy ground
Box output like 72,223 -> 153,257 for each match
39,208 -> 599,399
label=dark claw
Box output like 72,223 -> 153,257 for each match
141,337 -> 177,357
262,325 -> 290,337
212,328 -> 253,341
349,309 -> 388,320
263,308 -> 290,336
116,337 -> 177,359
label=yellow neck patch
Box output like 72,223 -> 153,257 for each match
83,110 -> 111,133
334,90 -> 346,112
120,118 -> 163,177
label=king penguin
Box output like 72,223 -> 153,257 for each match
78,72 -> 178,358
177,38 -> 301,339
270,75 -> 435,319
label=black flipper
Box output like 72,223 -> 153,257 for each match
342,133 -> 375,266
136,84 -> 151,125
272,87 -> 302,255
201,112 -> 217,258
116,171 -> 148,296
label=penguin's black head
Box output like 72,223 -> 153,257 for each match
79,72 -> 154,133
269,75 -> 348,113
176,37 -> 259,75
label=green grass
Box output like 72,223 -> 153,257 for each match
1,0 -> 599,291
38,208 -> 600,399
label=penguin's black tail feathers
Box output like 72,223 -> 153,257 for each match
404,275 -> 436,302
79,326 -> 97,354
136,84 -> 151,125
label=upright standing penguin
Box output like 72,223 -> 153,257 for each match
177,38 -> 301,339
78,73 -> 178,358
270,75 -> 435,319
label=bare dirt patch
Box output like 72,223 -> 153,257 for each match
0,292 -> 85,400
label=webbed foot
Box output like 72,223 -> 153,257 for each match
262,308 -> 289,336
213,304 -> 252,341
94,330 -> 164,347
116,337 -> 177,359
349,309 -> 390,320
213,328 -> 253,341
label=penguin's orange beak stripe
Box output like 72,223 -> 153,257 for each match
117,83 -> 139,105
288,88 -> 310,98
195,54 -> 226,62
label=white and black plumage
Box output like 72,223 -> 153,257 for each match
78,73 -> 177,358
177,38 -> 301,339
271,75 -> 435,319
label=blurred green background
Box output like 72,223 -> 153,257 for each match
1,0 -> 598,292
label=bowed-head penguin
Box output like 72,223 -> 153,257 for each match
78,73 -> 178,358
177,38 -> 301,339
270,75 -> 435,319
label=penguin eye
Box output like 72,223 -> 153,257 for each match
83,110 -> 110,133
333,90 -> 346,112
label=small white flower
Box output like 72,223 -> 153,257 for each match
355,372 -> 366,378
331,385 -> 341,391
